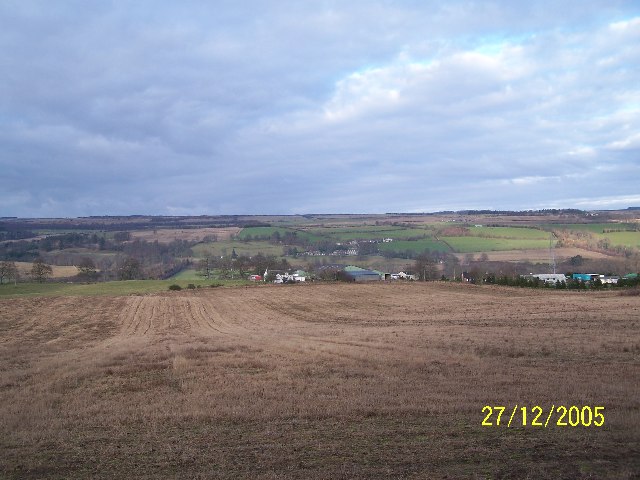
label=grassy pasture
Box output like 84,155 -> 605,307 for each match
378,238 -> 451,253
315,227 -> 434,241
540,223 -> 640,248
597,231 -> 640,248
168,268 -> 202,281
237,226 -> 288,238
0,279 -> 248,297
192,240 -> 284,258
443,236 -> 551,253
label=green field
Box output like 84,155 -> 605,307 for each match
443,236 -> 551,253
192,240 -> 284,258
306,226 -> 434,241
538,223 -> 640,248
597,231 -> 640,248
0,279 -> 250,298
378,238 -> 451,253
168,268 -> 202,281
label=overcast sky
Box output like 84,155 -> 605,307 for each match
1,1 -> 639,217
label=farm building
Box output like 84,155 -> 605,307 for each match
572,273 -> 599,282
571,273 -> 620,284
600,276 -> 619,285
530,274 -> 567,284
342,265 -> 383,282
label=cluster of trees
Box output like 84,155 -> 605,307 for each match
0,229 -> 37,241
0,261 -> 20,284
555,230 -> 640,259
241,230 -> 302,245
197,253 -> 290,280
0,231 -> 196,282
0,259 -> 54,284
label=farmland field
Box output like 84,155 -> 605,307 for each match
1,283 -> 638,478
462,247 -> 615,263
544,223 -> 637,234
377,238 -> 451,253
597,231 -> 640,249
442,236 -> 551,253
463,226 -> 550,239
237,227 -> 323,243
13,261 -> 79,279
192,240 -> 284,258
0,280 -> 249,298
303,226 -> 434,241
129,227 -> 241,243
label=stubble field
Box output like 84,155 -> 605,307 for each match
1,283 -> 639,478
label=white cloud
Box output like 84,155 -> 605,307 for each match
608,133 -> 640,150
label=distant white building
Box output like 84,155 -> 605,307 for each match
530,273 -> 567,284
273,271 -> 306,283
600,275 -> 619,284
391,271 -> 417,281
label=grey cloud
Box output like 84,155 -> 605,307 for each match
1,1 -> 639,216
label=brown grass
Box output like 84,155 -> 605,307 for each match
14,262 -> 79,279
1,283 -> 639,478
455,247 -> 615,262
128,226 -> 241,243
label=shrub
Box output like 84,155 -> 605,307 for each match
187,283 -> 196,289
168,284 -> 182,291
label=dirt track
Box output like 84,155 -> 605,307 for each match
1,283 -> 639,478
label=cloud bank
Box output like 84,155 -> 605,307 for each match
1,1 -> 639,216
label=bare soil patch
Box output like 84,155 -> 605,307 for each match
1,283 -> 638,478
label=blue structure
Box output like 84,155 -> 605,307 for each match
572,273 -> 598,282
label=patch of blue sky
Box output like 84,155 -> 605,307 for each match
473,32 -> 535,55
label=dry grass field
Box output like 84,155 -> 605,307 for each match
13,262 -> 79,279
1,283 -> 639,479
128,227 -> 241,243
455,247 -> 615,263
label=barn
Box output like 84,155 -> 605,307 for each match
342,266 -> 383,282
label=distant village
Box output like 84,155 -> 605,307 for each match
248,265 -> 418,284
247,263 -> 638,289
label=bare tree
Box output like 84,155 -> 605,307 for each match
415,253 -> 438,281
77,257 -> 98,281
31,258 -> 53,283
118,257 -> 142,280
197,256 -> 214,279
0,261 -> 19,284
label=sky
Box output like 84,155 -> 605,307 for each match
1,1 -> 639,217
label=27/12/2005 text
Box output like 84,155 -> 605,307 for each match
482,405 -> 605,427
